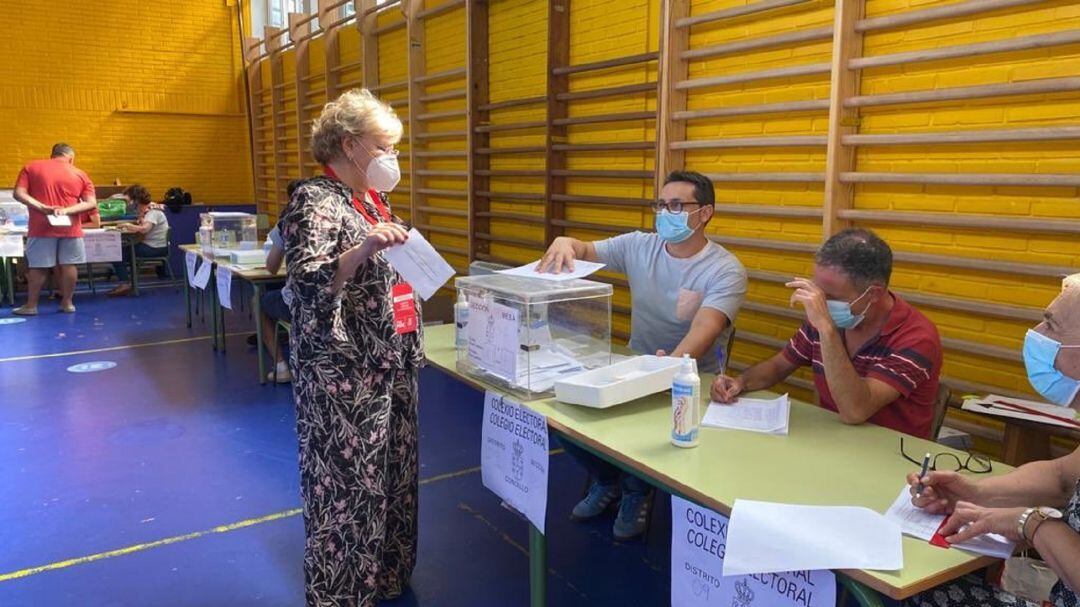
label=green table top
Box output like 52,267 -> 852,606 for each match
423,323 -> 1009,600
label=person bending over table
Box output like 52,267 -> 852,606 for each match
902,281 -> 1080,607
538,170 -> 748,540
711,228 -> 943,439
279,88 -> 419,607
108,185 -> 169,297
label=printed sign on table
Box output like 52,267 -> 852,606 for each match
185,251 -> 199,288
467,299 -> 519,381
216,266 -> 233,310
193,257 -> 213,290
671,495 -> 834,607
0,234 -> 24,258
83,230 -> 122,263
481,391 -> 548,533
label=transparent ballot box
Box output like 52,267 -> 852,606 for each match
455,274 -> 613,400
199,212 -> 258,257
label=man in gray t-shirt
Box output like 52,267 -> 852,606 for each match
538,170 -> 747,540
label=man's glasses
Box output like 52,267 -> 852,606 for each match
651,200 -> 704,214
899,437 -> 993,474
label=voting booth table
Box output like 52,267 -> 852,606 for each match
422,322 -> 1012,607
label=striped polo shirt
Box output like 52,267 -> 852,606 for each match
781,293 -> 942,438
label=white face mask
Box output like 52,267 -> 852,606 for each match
350,140 -> 401,192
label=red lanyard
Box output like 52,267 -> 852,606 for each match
323,166 -> 392,225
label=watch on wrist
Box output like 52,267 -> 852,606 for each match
1019,506 -> 1064,542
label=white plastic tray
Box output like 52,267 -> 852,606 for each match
554,355 -> 683,409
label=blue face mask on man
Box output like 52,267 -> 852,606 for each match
1023,329 -> 1080,406
826,287 -> 873,330
655,207 -> 706,243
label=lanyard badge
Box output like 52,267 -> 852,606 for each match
392,282 -> 418,335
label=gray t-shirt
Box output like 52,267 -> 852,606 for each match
267,226 -> 293,305
142,209 -> 169,249
594,231 -> 747,373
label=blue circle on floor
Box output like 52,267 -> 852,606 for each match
67,361 -> 118,373
0,318 -> 27,325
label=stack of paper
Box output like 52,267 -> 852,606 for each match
884,486 -> 1015,559
724,500 -> 903,576
702,395 -> 790,435
516,348 -> 585,392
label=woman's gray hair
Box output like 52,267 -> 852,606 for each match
310,88 -> 402,165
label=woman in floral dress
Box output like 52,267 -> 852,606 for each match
278,88 -> 423,607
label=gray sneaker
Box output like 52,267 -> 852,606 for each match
570,481 -> 620,521
612,490 -> 652,540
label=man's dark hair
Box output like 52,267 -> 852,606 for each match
124,184 -> 153,206
51,143 -> 74,158
815,228 -> 893,289
664,171 -> 715,206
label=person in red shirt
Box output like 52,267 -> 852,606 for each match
710,228 -> 943,438
12,143 -> 98,315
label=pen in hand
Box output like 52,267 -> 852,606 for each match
915,452 -> 931,498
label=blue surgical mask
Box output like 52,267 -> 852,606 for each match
655,208 -> 704,243
826,287 -> 872,330
1023,329 -> 1080,406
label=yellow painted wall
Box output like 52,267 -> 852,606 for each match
248,0 -> 1079,409
0,0 -> 253,203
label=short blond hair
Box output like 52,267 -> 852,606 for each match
310,88 -> 403,165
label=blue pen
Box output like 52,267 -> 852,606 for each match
915,453 -> 931,498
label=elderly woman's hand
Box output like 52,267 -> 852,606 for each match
360,223 -> 409,256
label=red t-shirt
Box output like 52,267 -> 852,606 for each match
15,158 -> 96,238
781,293 -> 943,438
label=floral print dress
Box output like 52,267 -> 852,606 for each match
905,480 -> 1080,607
278,176 -> 424,607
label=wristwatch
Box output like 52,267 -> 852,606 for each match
1018,506 -> 1064,541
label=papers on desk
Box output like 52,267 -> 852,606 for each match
723,500 -> 903,576
884,486 -> 1015,559
46,214 -> 72,227
962,394 -> 1080,430
515,347 -> 585,392
382,228 -> 456,301
702,395 -> 790,435
497,259 -> 606,282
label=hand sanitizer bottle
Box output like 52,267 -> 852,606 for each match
454,291 -> 469,350
671,354 -> 700,448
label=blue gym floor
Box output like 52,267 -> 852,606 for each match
0,283 -> 672,606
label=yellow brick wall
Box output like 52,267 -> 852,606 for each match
0,0 -> 253,203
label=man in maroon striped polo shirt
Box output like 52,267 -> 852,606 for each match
711,228 -> 943,438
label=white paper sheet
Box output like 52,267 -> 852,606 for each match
216,266 -> 233,310
0,234 -> 24,258
497,259 -> 606,282
884,486 -> 1015,559
702,395 -> 790,435
723,500 -> 903,576
193,257 -> 213,290
481,391 -> 549,533
185,251 -> 199,288
671,495 -> 835,607
382,228 -> 456,301
962,395 -> 1080,430
467,299 -> 519,381
46,214 -> 72,227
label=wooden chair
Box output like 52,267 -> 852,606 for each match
931,383 -> 952,442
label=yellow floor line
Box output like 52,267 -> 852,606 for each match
0,460 -> 496,584
0,332 -> 248,364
